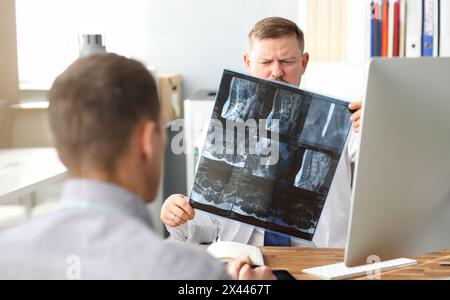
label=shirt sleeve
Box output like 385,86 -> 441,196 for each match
347,130 -> 361,163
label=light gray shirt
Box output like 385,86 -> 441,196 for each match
0,179 -> 229,280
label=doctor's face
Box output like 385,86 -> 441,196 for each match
244,34 -> 309,86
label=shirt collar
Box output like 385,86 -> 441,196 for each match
61,179 -> 154,228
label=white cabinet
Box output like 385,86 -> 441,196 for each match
183,96 -> 215,195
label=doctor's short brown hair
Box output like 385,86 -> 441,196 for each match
248,17 -> 305,52
48,53 -> 160,172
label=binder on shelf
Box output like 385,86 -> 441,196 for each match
378,1 -> 383,56
440,0 -> 450,56
368,0 -> 447,59
406,0 -> 423,57
371,1 -> 382,57
422,0 -> 436,56
371,1 -> 377,57
382,0 -> 389,56
388,0 -> 396,57
393,0 -> 401,56
399,0 -> 406,56
433,0 -> 440,56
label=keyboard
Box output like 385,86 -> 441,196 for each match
303,258 -> 417,280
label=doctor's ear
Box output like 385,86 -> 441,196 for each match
244,53 -> 251,70
302,52 -> 310,69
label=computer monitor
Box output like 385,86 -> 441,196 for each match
345,57 -> 450,267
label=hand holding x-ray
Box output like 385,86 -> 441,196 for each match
349,101 -> 362,133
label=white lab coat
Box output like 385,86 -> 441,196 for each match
168,131 -> 360,248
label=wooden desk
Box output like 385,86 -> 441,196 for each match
262,247 -> 450,280
0,148 -> 67,203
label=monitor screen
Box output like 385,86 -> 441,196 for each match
345,57 -> 450,266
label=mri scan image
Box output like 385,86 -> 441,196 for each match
190,70 -> 352,241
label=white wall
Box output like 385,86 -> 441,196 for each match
16,0 -> 300,98
301,62 -> 367,102
16,0 -> 369,101
297,0 -> 370,102
346,0 -> 371,64
139,0 -> 300,98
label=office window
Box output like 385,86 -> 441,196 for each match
15,0 -> 151,89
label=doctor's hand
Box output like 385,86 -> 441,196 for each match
160,194 -> 195,228
227,255 -> 276,280
349,101 -> 362,133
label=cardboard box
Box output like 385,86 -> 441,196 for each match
158,74 -> 183,122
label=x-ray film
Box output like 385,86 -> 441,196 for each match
190,70 -> 352,240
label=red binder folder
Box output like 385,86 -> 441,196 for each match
393,0 -> 400,56
382,0 -> 389,56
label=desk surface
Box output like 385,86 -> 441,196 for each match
0,148 -> 67,203
262,247 -> 450,280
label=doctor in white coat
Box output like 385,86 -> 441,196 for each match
161,17 -> 362,248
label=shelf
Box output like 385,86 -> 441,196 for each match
10,101 -> 49,110
19,82 -> 51,91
